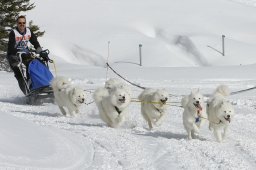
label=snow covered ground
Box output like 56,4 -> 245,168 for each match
1,0 -> 256,169
1,64 -> 256,169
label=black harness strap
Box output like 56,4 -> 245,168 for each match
114,106 -> 122,115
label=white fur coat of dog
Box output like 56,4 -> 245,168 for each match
138,88 -> 169,129
207,85 -> 235,142
93,86 -> 131,128
51,77 -> 86,116
181,89 -> 207,140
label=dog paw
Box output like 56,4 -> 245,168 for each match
65,112 -> 74,117
155,122 -> 161,127
217,139 -> 223,143
192,133 -> 199,139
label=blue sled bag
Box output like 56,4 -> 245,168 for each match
28,59 -> 53,90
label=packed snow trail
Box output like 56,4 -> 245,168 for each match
1,71 -> 256,169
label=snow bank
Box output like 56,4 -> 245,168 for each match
0,112 -> 93,169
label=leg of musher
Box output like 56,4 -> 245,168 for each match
7,55 -> 28,95
13,66 -> 28,95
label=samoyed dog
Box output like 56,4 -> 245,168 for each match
51,77 -> 86,116
93,86 -> 131,128
207,85 -> 235,142
181,89 -> 207,140
138,88 -> 169,129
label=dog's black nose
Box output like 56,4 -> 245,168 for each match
227,115 -> 230,118
196,101 -> 199,104
122,96 -> 125,99
165,97 -> 168,101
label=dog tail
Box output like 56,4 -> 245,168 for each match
138,88 -> 154,101
93,87 -> 109,104
138,92 -> 144,101
51,76 -> 72,91
215,85 -> 230,97
181,95 -> 189,108
51,76 -> 61,92
209,85 -> 231,108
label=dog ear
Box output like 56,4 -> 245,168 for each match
191,88 -> 199,94
73,88 -> 77,95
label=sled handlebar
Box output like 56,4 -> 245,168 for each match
17,49 -> 53,63
29,49 -> 50,54
16,51 -> 27,66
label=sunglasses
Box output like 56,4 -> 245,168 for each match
18,22 -> 26,25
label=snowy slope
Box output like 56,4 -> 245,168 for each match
26,0 -> 256,66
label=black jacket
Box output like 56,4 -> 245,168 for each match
7,27 -> 41,56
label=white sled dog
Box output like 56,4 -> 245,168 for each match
93,86 -> 131,128
138,88 -> 169,129
181,89 -> 207,140
51,77 -> 86,116
207,85 -> 235,142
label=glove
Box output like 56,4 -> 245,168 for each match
40,51 -> 49,61
21,53 -> 32,60
36,47 -> 42,54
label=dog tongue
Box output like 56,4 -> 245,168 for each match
195,103 -> 202,111
225,117 -> 231,123
198,104 -> 202,111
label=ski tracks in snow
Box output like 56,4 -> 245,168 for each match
1,79 -> 256,169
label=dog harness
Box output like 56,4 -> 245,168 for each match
195,108 -> 202,123
195,117 -> 200,123
114,106 -> 122,115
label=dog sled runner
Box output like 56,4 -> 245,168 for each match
17,49 -> 54,105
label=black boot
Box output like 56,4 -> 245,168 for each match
17,77 -> 28,95
13,66 -> 29,95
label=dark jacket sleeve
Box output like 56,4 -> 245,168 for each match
7,30 -> 17,56
29,30 -> 41,50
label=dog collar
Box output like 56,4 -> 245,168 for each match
195,117 -> 200,123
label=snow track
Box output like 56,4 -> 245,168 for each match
1,73 -> 256,169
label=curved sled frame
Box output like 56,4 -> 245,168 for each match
16,51 -> 54,105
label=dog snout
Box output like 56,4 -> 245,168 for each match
118,95 -> 126,103
160,97 -> 168,104
196,101 -> 199,104
227,115 -> 230,118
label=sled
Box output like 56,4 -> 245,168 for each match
16,49 -> 54,105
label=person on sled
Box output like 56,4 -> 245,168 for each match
7,15 -> 49,95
